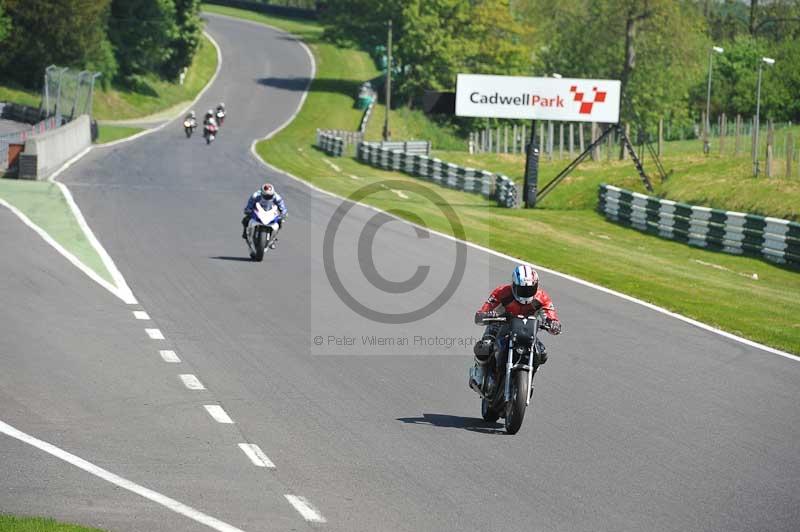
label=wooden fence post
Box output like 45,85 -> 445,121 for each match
590,123 -> 599,161
504,125 -> 508,153
734,114 -> 741,154
719,113 -> 726,155
569,123 -> 574,158
658,118 -> 664,157
559,123 -> 564,160
521,124 -> 526,153
786,132 -> 794,178
579,123 -> 585,153
766,121 -> 774,177
512,124 -> 518,154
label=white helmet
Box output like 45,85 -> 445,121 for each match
511,264 -> 539,304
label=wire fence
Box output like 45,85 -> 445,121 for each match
43,66 -> 100,124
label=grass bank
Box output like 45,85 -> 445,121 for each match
94,125 -> 144,144
212,4 -> 799,354
0,516 -> 106,531
0,179 -> 112,284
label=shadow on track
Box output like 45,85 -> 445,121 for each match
256,77 -> 361,96
210,256 -> 253,262
397,413 -> 505,434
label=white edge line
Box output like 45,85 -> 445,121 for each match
0,197 -> 127,301
133,310 -> 150,320
93,30 -> 224,149
179,374 -> 206,390
240,13 -> 799,364
160,350 -> 181,363
0,419 -> 247,532
284,495 -> 326,523
238,443 -> 275,468
204,405 -> 234,424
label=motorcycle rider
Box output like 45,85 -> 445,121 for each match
203,109 -> 217,138
473,265 -> 562,374
216,102 -> 226,124
185,110 -> 197,127
241,183 -> 287,248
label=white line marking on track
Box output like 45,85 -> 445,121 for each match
133,310 -> 150,320
180,374 -> 206,390
238,443 -> 275,468
391,189 -> 409,199
347,174 -> 361,180
284,495 -> 326,523
204,405 -> 234,424
322,158 -> 341,173
160,350 -> 181,363
0,419 -> 247,532
145,328 -> 165,340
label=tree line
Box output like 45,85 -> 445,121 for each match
0,0 -> 202,90
320,0 -> 800,131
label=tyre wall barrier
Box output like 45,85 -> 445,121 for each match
598,183 -> 800,268
20,114 -> 91,179
315,130 -> 344,157
357,141 -> 517,208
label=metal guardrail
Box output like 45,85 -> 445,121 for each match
598,184 -> 800,267
357,142 -> 517,208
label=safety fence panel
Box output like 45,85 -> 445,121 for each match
357,141 -> 518,208
598,184 -> 800,267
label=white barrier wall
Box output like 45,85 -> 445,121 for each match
23,114 -> 91,179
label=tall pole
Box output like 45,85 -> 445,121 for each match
704,46 -> 723,155
382,19 -> 392,141
754,62 -> 763,176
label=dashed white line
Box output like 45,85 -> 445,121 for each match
133,310 -> 150,320
322,158 -> 341,173
391,189 -> 409,199
0,419 -> 246,532
238,443 -> 275,468
204,405 -> 234,424
145,328 -> 165,340
285,495 -> 326,523
347,174 -> 361,180
180,374 -> 206,390
160,350 -> 181,363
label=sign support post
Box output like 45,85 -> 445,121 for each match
523,119 -> 539,207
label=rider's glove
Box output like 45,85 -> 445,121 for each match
547,319 -> 562,335
474,311 -> 497,324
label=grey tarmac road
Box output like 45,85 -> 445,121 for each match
2,12 -> 799,532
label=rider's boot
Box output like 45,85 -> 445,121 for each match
269,238 -> 278,250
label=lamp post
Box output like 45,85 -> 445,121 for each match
704,46 -> 724,155
754,56 -> 775,176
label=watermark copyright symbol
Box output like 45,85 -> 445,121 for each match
323,180 -> 467,324
313,336 -> 324,346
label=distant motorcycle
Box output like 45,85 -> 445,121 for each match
245,202 -> 281,261
215,109 -> 225,126
469,312 -> 550,434
184,118 -> 196,138
204,123 -> 218,144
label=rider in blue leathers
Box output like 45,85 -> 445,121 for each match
241,183 -> 287,248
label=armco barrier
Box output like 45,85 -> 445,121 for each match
20,114 -> 91,179
598,184 -> 800,267
315,130 -> 344,157
358,141 -> 517,208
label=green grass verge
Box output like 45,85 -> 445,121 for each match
213,4 -> 800,354
0,179 -> 113,284
0,516 -> 106,532
94,125 -> 144,144
0,33 -> 217,122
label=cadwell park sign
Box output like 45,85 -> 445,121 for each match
455,74 -> 621,124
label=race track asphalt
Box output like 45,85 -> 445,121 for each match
1,12 -> 799,532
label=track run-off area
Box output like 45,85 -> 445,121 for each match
1,13 -> 799,532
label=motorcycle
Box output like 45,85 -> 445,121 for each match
245,202 -> 281,261
215,109 -> 225,126
204,123 -> 218,144
469,313 -> 550,434
184,118 -> 196,138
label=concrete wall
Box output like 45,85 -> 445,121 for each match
22,114 -> 90,179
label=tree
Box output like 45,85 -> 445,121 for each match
0,0 -> 117,88
109,0 -> 177,82
0,3 -> 10,44
162,0 -> 202,79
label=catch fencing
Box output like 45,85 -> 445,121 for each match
357,142 -> 517,208
598,184 -> 800,267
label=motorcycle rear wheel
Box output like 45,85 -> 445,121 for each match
504,371 -> 529,435
481,397 -> 500,423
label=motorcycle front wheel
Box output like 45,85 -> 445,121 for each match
253,229 -> 267,261
504,371 -> 529,434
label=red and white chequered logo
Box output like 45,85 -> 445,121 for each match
570,86 -> 607,115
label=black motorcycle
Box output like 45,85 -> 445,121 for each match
469,313 -> 550,434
